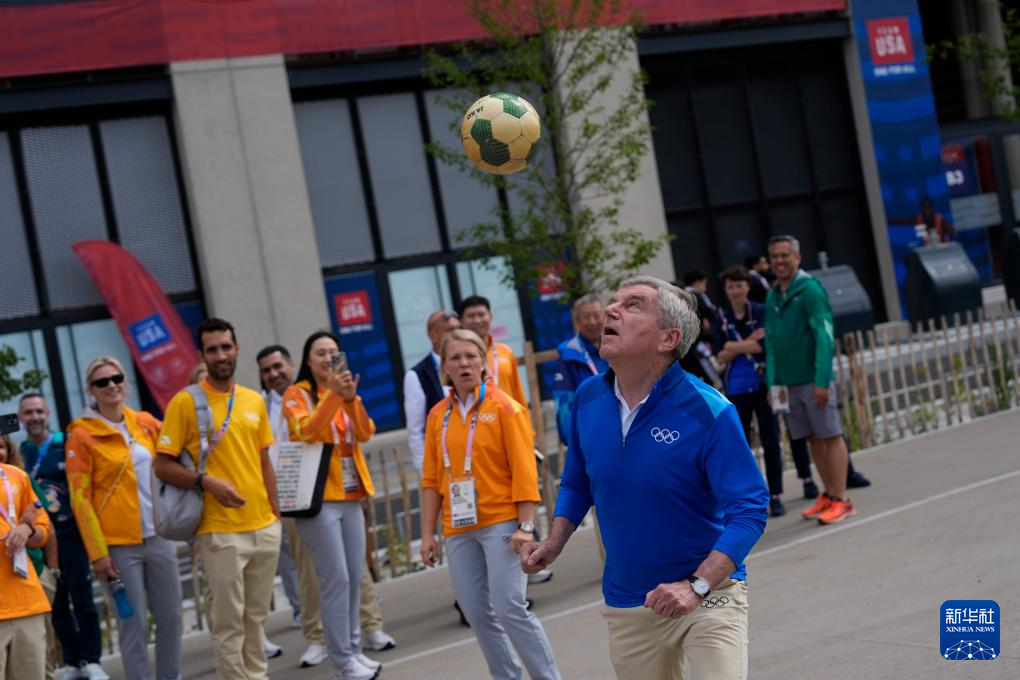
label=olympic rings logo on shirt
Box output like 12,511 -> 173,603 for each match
479,413 -> 497,422
650,427 -> 679,444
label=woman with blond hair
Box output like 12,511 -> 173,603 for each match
420,329 -> 560,680
66,356 -> 182,680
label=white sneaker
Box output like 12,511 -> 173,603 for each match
79,664 -> 110,680
300,642 -> 328,667
54,667 -> 80,680
527,568 -> 554,584
356,653 -> 381,671
262,634 -> 283,659
363,628 -> 397,651
335,657 -> 379,680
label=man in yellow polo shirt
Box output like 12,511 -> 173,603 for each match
154,318 -> 281,680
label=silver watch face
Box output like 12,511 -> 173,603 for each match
519,522 -> 535,533
692,578 -> 710,596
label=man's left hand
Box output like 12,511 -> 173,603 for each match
813,387 -> 829,407
509,529 -> 533,555
644,582 -> 702,619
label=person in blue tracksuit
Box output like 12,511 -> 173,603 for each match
552,294 -> 609,445
522,275 -> 768,680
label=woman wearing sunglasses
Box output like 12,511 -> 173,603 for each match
66,356 -> 183,680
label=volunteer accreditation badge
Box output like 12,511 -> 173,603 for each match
341,457 -> 360,493
770,385 -> 790,414
449,478 -> 478,527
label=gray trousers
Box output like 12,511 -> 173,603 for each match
296,501 -> 365,668
276,525 -> 301,613
108,536 -> 183,680
446,520 -> 560,680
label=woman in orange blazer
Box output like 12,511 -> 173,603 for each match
282,331 -> 380,680
66,356 -> 182,680
419,329 -> 560,680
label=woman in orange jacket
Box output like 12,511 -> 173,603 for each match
282,331 -> 380,680
66,356 -> 182,680
419,329 -> 560,680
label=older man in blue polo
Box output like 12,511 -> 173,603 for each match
521,275 -> 769,680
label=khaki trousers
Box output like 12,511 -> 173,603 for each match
602,579 -> 749,680
359,568 -> 384,633
282,517 -> 324,644
197,521 -> 281,680
0,613 -> 47,680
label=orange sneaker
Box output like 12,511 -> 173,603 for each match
801,494 -> 833,520
817,499 -> 856,525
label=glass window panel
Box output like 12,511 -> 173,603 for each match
21,125 -> 106,309
746,61 -> 813,198
56,319 -> 141,418
667,214 -> 715,283
387,265 -> 453,374
819,195 -> 882,313
690,63 -> 758,206
799,65 -> 860,190
0,133 -> 40,319
647,75 -> 705,212
294,99 -> 376,267
424,90 -> 499,248
99,116 -> 196,294
455,257 -> 531,397
357,94 -> 442,258
0,330 -> 57,440
715,210 -> 764,269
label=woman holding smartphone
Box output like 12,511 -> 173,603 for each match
419,329 -> 560,680
283,331 -> 380,680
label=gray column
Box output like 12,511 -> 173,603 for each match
949,0 -> 990,119
556,33 -> 676,290
842,31 -> 902,319
171,56 -> 329,386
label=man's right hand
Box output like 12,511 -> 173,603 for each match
202,476 -> 246,508
420,534 -> 439,567
92,556 -> 119,581
520,539 -> 561,574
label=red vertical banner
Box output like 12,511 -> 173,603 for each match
72,240 -> 199,410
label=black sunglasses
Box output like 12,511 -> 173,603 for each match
91,374 -> 125,389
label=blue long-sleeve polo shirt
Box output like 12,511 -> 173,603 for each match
553,361 -> 769,607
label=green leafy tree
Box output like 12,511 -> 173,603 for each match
930,3 -> 1020,120
426,0 -> 669,300
0,345 -> 46,403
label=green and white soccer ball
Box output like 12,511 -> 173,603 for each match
461,92 -> 542,175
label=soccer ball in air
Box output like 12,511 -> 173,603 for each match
461,92 -> 541,175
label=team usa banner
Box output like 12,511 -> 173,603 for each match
73,240 -> 199,411
0,0 -> 844,79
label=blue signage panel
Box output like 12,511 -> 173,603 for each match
850,0 -> 990,309
324,272 -> 401,429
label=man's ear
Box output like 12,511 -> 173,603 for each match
660,328 -> 682,356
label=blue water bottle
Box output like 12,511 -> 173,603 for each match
110,579 -> 135,619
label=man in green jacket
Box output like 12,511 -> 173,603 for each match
764,235 -> 856,525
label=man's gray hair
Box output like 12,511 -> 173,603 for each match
571,293 -> 602,319
768,234 -> 801,254
618,275 -> 700,359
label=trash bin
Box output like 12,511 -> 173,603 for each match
807,264 -> 874,340
904,242 -> 982,325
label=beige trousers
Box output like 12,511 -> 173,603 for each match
0,613 -> 47,680
601,579 -> 749,680
197,521 -> 281,680
281,517 -> 325,644
360,568 -> 384,633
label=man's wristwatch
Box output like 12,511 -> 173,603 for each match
194,472 -> 206,491
518,521 -> 535,534
686,575 -> 711,598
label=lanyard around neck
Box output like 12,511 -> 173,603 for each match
205,385 -> 237,454
330,410 -> 354,447
487,342 -> 500,386
0,467 -> 16,526
29,432 -> 56,480
441,382 -> 486,476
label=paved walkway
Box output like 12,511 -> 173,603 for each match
104,410 -> 1020,679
